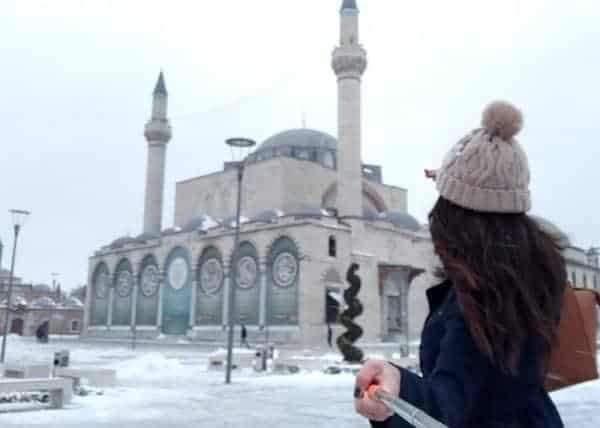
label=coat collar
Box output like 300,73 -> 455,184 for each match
426,279 -> 454,313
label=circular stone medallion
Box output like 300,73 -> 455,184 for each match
236,256 -> 257,289
141,265 -> 160,297
200,258 -> 223,295
95,272 -> 109,299
168,257 -> 189,290
116,271 -> 133,297
273,252 -> 298,288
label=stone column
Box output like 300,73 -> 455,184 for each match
131,277 -> 138,327
156,271 -> 165,331
259,260 -> 268,328
107,278 -> 114,329
190,274 -> 198,329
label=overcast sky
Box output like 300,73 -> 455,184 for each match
1,0 -> 599,290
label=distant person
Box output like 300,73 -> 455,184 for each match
327,324 -> 333,348
36,321 -> 49,343
240,324 -> 249,348
355,102 -> 566,427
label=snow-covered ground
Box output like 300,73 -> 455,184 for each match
0,335 -> 598,428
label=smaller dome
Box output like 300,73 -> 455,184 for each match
33,283 -> 52,294
31,296 -> 56,308
1,296 -> 28,307
65,297 -> 84,307
182,215 -> 220,232
135,232 -> 160,242
110,236 -> 137,248
221,216 -> 251,229
384,212 -> 421,232
530,215 -> 571,248
363,206 -> 380,221
253,209 -> 284,223
288,204 -> 331,218
161,227 -> 182,236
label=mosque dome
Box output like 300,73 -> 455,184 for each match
182,215 -> 220,232
248,129 -> 338,169
33,283 -> 52,294
252,209 -> 284,224
31,296 -> 56,308
110,236 -> 138,248
384,212 -> 421,232
287,204 -> 332,218
362,206 -> 380,221
530,215 -> 571,248
135,232 -> 161,242
65,297 -> 84,308
259,129 -> 337,152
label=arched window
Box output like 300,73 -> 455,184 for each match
329,236 -> 337,258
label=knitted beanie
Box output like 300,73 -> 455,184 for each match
436,101 -> 531,213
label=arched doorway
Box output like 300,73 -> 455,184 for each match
10,318 -> 24,335
162,247 -> 192,335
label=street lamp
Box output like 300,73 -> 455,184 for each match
1,209 -> 31,363
224,137 -> 256,384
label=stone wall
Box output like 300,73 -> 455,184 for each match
174,157 -> 408,227
85,217 -> 434,347
0,308 -> 83,336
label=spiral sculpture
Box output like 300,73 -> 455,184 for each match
336,263 -> 364,363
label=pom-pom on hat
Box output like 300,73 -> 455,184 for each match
436,101 -> 531,213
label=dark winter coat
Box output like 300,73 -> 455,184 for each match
36,321 -> 49,342
371,280 -> 564,428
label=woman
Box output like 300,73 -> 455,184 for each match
355,101 -> 566,427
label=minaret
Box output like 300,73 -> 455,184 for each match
143,71 -> 172,235
332,0 -> 367,218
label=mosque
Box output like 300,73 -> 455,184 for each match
82,0 -> 599,346
83,0 -> 436,347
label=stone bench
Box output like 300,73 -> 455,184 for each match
3,363 -> 52,379
54,367 -> 116,388
0,378 -> 73,409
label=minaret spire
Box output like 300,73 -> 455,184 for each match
143,71 -> 172,235
332,0 -> 367,218
153,70 -> 168,96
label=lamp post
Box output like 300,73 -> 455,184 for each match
1,209 -> 31,363
49,272 -> 60,337
224,137 -> 256,384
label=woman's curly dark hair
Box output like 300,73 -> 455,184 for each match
429,197 -> 566,373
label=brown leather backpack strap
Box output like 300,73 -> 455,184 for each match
573,288 -> 600,305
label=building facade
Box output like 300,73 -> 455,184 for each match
0,281 -> 84,337
83,1 -> 436,347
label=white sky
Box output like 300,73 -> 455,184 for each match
1,0 -> 599,290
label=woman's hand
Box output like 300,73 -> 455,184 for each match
354,359 -> 401,422
424,169 -> 438,181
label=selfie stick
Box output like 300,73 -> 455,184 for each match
367,385 -> 447,428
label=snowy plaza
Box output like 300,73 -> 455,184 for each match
0,336 -> 598,428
